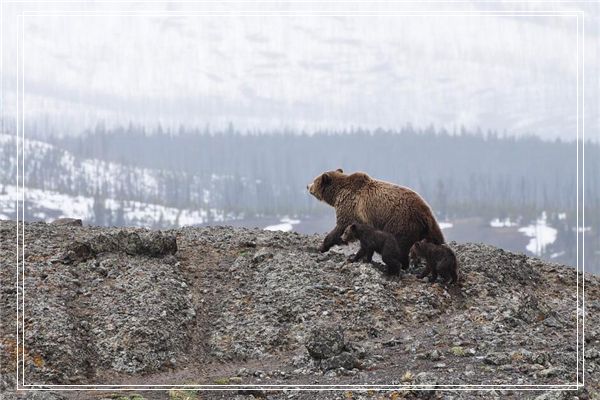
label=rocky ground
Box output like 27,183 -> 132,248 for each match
0,220 -> 598,399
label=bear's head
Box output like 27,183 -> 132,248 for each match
341,223 -> 358,243
307,168 -> 345,205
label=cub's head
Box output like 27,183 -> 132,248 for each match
409,239 -> 427,265
307,168 -> 345,205
341,223 -> 358,243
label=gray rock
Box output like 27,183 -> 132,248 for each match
538,367 -> 561,378
66,230 -> 178,260
0,374 -> 66,399
50,218 -> 82,226
430,349 -> 441,361
584,348 -> 600,360
413,371 -> 438,396
305,325 -> 347,360
543,316 -> 562,328
484,352 -> 510,365
252,247 -> 273,264
320,351 -> 357,371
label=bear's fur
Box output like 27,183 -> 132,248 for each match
341,223 -> 405,275
409,239 -> 459,284
307,169 -> 445,269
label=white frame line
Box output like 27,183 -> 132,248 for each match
11,6 -> 586,392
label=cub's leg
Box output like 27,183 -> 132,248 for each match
394,238 -> 411,271
365,249 -> 375,263
349,245 -> 368,262
438,257 -> 458,284
416,260 -> 432,279
428,260 -> 439,283
382,253 -> 402,276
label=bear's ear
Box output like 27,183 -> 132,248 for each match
321,173 -> 332,185
350,223 -> 356,230
413,241 -> 421,249
336,168 -> 344,173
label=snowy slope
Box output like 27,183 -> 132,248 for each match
0,184 -> 230,227
0,133 -> 160,199
0,134 -> 242,227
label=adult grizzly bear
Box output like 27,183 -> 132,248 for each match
307,169 -> 444,269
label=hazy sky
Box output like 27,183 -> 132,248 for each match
1,1 -> 598,139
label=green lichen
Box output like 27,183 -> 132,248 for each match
451,346 -> 466,356
168,389 -> 198,400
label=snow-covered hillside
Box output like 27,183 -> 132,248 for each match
0,133 -> 161,199
0,134 -> 245,227
0,184 -> 235,227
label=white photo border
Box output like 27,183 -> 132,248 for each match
6,1 -> 586,393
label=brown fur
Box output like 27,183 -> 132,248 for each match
341,223 -> 405,275
307,169 -> 445,269
409,239 -> 459,284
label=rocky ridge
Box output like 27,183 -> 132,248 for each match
0,221 -> 597,399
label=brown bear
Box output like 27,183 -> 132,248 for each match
409,239 -> 459,284
341,223 -> 405,275
307,169 -> 445,269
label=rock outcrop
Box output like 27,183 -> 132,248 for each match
0,221 -> 597,400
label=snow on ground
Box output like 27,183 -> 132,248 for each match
1,134 -> 166,200
518,212 -> 558,256
0,184 -> 221,227
264,216 -> 301,232
490,218 -> 519,228
550,251 -> 566,259
439,221 -> 453,230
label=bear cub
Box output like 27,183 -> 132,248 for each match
341,223 -> 405,276
409,239 -> 459,284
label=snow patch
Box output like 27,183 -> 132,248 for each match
0,184 -> 227,227
490,218 -> 518,228
439,221 -> 453,230
264,216 -> 301,232
518,212 -> 557,256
